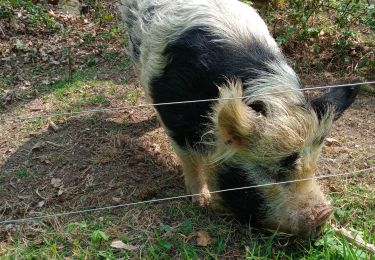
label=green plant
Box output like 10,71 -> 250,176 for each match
258,0 -> 374,75
1,0 -> 59,31
87,94 -> 109,106
86,56 -> 98,67
123,88 -> 141,103
16,168 -> 29,178
91,230 -> 109,244
92,2 -> 113,24
67,221 -> 88,233
102,50 -> 120,60
83,33 -> 94,44
0,2 -> 13,18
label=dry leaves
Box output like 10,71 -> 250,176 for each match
196,230 -> 211,247
31,141 -> 45,151
110,240 -> 138,251
51,177 -> 62,188
37,201 -> 45,208
326,138 -> 341,146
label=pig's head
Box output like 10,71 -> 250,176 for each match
210,80 -> 359,238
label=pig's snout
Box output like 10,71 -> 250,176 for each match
300,204 -> 333,238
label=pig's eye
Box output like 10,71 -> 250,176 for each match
280,153 -> 299,170
249,100 -> 267,116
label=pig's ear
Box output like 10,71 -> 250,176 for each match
310,85 -> 359,121
215,81 -> 260,149
217,99 -> 258,148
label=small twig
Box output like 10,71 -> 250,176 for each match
48,119 -> 60,132
0,25 -> 5,37
67,47 -> 73,81
9,178 -> 17,190
35,188 -> 48,200
45,141 -> 65,148
332,225 -> 375,254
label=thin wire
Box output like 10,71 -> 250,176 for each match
1,167 -> 373,225
2,81 -> 374,122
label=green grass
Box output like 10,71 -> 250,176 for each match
118,58 -> 133,69
16,168 -> 29,178
23,118 -> 48,132
123,88 -> 141,104
2,183 -> 374,259
15,168 -> 39,178
102,50 -> 121,60
15,70 -> 120,125
0,77 -> 12,91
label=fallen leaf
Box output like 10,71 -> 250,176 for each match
17,195 -> 32,200
29,107 -> 43,111
196,230 -> 211,247
110,240 -> 138,250
329,185 -> 338,192
31,141 -> 45,151
37,201 -> 45,208
42,79 -> 50,85
36,155 -> 51,164
325,138 -> 341,146
45,141 -> 65,148
51,178 -> 62,188
112,197 -> 121,203
58,188 -> 64,196
50,59 -> 60,65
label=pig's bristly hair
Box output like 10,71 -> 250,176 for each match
121,0 -> 335,166
121,0 -> 279,87
121,0 -> 358,236
207,74 -> 334,167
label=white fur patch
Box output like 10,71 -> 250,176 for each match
120,0 -> 280,93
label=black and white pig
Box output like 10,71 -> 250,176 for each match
121,0 -> 359,237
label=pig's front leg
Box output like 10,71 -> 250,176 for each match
174,146 -> 211,206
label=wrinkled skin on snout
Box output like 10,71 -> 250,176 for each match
217,164 -> 333,238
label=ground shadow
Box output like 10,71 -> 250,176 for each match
0,113 -> 184,223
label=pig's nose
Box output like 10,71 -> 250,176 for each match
311,206 -> 333,237
316,206 -> 333,225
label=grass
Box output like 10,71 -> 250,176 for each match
15,168 -> 29,178
1,176 -> 374,259
11,69 -> 134,132
123,88 -> 141,104
23,118 -> 48,132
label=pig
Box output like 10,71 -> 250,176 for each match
120,0 -> 358,238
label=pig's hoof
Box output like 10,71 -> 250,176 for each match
192,190 -> 211,207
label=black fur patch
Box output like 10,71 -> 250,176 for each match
280,152 -> 299,170
249,100 -> 267,116
272,152 -> 300,181
217,164 -> 267,224
150,27 -> 287,148
310,85 -> 359,121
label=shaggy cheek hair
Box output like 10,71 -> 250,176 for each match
208,80 -> 334,166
